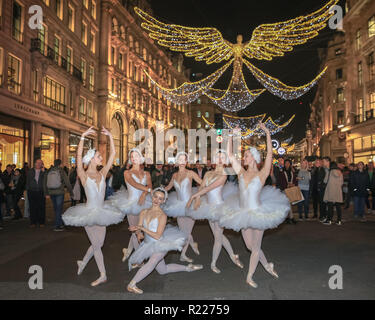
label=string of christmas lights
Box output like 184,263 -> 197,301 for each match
134,1 -> 337,111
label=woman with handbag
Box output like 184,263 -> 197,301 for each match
322,162 -> 344,225
280,159 -> 298,224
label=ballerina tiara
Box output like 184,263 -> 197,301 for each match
128,148 -> 145,165
248,147 -> 261,164
152,187 -> 168,202
175,151 -> 188,163
82,148 -> 96,165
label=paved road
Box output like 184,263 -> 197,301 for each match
0,201 -> 374,300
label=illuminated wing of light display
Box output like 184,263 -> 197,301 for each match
202,114 -> 295,138
135,1 -> 338,112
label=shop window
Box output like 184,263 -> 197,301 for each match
0,121 -> 29,168
68,133 -> 93,165
363,136 -> 372,149
353,138 -> 362,150
40,129 -> 59,169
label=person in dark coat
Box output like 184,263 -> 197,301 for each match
2,165 -> 14,217
350,161 -> 370,221
10,169 -> 25,220
26,159 -> 47,227
192,161 -> 207,187
369,162 -> 375,213
310,158 -> 322,219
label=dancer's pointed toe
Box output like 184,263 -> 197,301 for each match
122,247 -> 131,262
211,264 -> 221,274
191,242 -> 200,255
127,281 -> 143,294
246,277 -> 258,288
187,263 -> 203,272
91,273 -> 107,287
265,262 -> 279,279
231,254 -> 244,269
180,254 -> 193,263
77,260 -> 85,275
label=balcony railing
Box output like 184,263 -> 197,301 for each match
7,78 -> 21,94
30,38 -> 82,82
43,96 -> 66,113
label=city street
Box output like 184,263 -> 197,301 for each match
0,200 -> 374,300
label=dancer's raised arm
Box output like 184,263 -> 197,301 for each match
100,126 -> 116,178
259,123 -> 272,183
190,170 -> 203,186
77,126 -> 96,183
124,171 -> 151,193
226,128 -> 242,175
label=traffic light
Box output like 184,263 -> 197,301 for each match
214,113 -> 223,130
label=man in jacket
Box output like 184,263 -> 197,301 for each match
26,159 -> 47,227
2,164 -> 14,217
45,159 -> 73,231
350,161 -> 370,221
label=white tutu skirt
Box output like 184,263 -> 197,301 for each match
106,190 -> 152,216
128,225 -> 187,270
163,187 -> 198,217
62,203 -> 126,227
186,182 -> 238,221
219,186 -> 290,231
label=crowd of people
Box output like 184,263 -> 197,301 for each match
0,154 -> 374,231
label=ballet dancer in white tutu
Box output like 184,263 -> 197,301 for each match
164,152 -> 202,263
107,148 -> 152,263
126,188 -> 203,294
62,126 -> 125,286
220,123 -> 290,288
186,151 -> 244,274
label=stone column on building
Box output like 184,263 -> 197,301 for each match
60,129 -> 69,166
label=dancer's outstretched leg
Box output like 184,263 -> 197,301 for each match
85,225 -> 107,286
208,221 -> 224,273
245,228 -> 265,288
123,215 -> 140,261
177,217 -> 197,262
241,228 -> 278,281
127,252 -> 203,294
77,229 -> 95,275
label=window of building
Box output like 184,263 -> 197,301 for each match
118,53 -> 123,70
370,92 -> 375,110
69,90 -> 73,116
7,54 -> 21,94
135,41 -> 140,54
337,110 -> 344,125
205,111 -> 209,118
89,31 -> 95,54
129,35 -> 134,49
111,78 -> 115,93
335,48 -> 342,56
197,121 -> 201,129
197,98 -> 201,104
336,68 -> 343,80
357,98 -> 364,122
54,35 -> 61,65
358,62 -> 363,86
66,45 -> 73,74
12,1 -> 23,43
120,26 -> 125,40
81,21 -> 87,45
83,0 -> 88,9
43,77 -> 66,113
111,46 -> 115,65
68,4 -> 74,32
369,15 -> 375,38
0,47 -> 3,85
112,17 -> 118,34
369,52 -> 374,81
42,0 -> 50,6
87,101 -> 93,124
79,97 -> 86,120
89,65 -> 94,92
55,0 -> 63,20
38,24 -> 47,55
143,48 -> 147,61
119,82 -> 123,102
197,111 -> 201,118
356,29 -> 361,50
32,69 -> 38,102
91,0 -> 96,19
80,58 -> 86,86
336,88 -> 344,103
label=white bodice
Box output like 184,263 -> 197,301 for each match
126,173 -> 147,200
206,177 -> 224,205
239,175 -> 262,210
85,175 -> 105,208
143,217 -> 159,243
174,177 -> 192,202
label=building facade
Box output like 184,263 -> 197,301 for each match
309,0 -> 375,164
0,0 -> 191,168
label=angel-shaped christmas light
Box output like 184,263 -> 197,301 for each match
135,0 -> 338,112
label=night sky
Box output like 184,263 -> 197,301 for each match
148,0 -> 344,142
